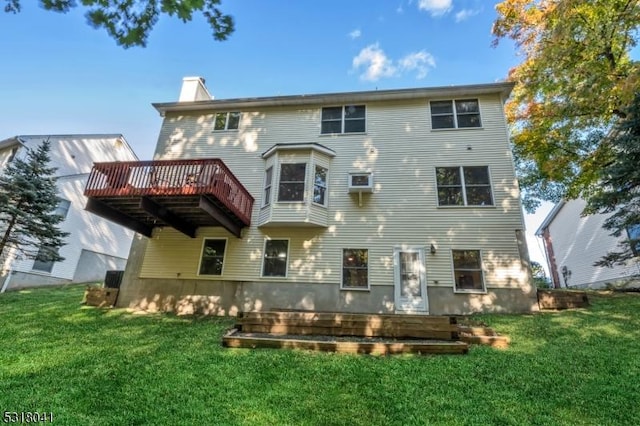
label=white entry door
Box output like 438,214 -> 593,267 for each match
394,247 -> 428,313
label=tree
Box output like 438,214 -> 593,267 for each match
583,93 -> 640,267
4,0 -> 234,48
492,0 -> 640,211
0,140 -> 69,265
531,261 -> 551,288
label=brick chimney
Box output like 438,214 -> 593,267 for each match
178,76 -> 213,102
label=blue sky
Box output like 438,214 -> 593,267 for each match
0,0 -> 553,267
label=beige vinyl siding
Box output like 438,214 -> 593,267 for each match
141,227 -> 338,282
144,93 -> 528,290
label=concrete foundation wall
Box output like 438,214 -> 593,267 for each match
72,249 -> 127,283
1,250 -> 126,291
119,277 -> 539,316
4,271 -> 71,290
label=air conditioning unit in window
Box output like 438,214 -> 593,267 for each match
348,172 -> 374,193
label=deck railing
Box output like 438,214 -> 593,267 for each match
85,159 -> 254,226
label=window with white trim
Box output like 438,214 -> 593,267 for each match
342,248 -> 369,289
313,165 -> 328,206
214,112 -> 241,131
321,105 -> 366,134
198,239 -> 227,276
55,199 -> 71,219
32,246 -> 59,273
278,163 -> 306,202
452,250 -> 485,292
262,239 -> 289,277
430,99 -> 481,129
263,166 -> 273,207
436,166 -> 493,206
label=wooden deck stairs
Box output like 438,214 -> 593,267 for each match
223,311 -> 475,355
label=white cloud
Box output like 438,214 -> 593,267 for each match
348,29 -> 362,39
417,0 -> 452,17
352,44 -> 397,81
351,44 -> 436,81
398,50 -> 436,79
455,8 -> 480,22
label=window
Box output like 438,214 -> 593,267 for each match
436,166 -> 493,206
214,112 -> 241,131
430,99 -> 481,129
263,167 -> 273,207
452,250 -> 485,292
198,239 -> 227,276
321,105 -> 366,134
313,165 -> 328,206
342,248 -> 369,289
32,246 -> 58,273
628,224 -> 640,257
262,239 -> 289,277
55,199 -> 71,219
278,163 -> 306,202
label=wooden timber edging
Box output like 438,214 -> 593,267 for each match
537,289 -> 590,310
457,326 -> 511,349
223,329 -> 469,355
83,286 -> 119,308
222,311 -> 480,355
235,311 -> 460,340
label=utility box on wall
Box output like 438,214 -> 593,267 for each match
104,270 -> 124,289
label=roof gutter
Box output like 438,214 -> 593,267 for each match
534,201 -> 566,236
153,82 -> 515,116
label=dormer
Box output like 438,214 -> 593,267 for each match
257,143 -> 336,227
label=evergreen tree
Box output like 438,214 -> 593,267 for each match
584,93 -> 640,267
0,140 -> 69,263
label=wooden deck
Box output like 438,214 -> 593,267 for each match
83,159 -> 254,238
223,311 -> 470,355
537,289 -> 590,310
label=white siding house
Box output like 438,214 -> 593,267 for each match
536,198 -> 640,288
85,77 -> 538,315
0,135 -> 138,290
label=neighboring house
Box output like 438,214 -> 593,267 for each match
0,134 -> 138,290
84,77 -> 538,315
536,198 -> 640,288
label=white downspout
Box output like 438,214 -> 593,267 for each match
1,267 -> 13,293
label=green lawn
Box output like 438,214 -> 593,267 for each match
1,286 -> 639,425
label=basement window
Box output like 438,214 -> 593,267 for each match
198,239 -> 227,276
262,239 -> 289,277
341,248 -> 369,290
452,249 -> 486,292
